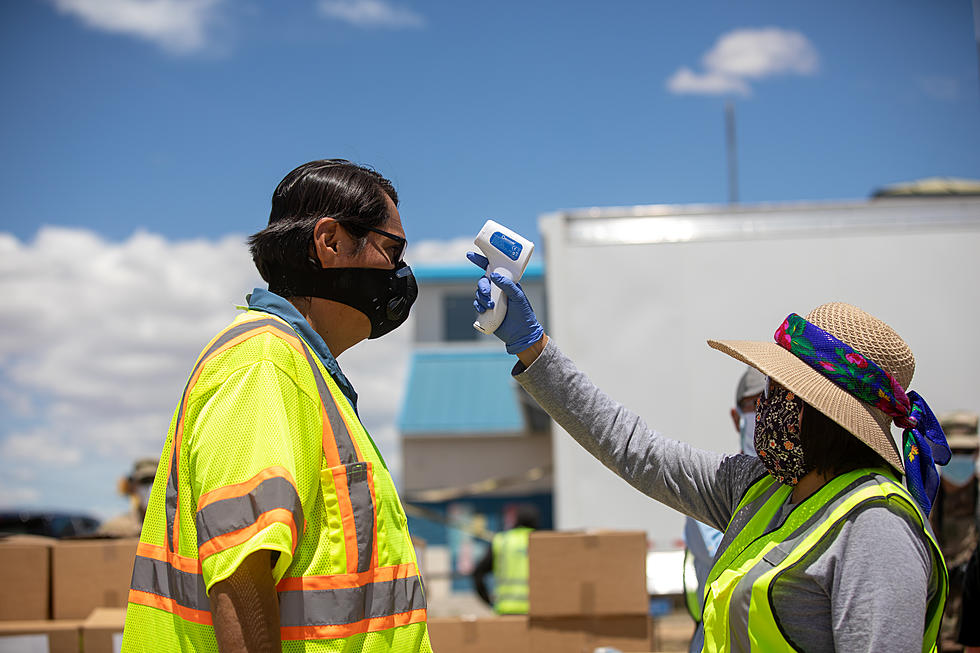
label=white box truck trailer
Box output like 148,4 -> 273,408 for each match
538,195 -> 980,548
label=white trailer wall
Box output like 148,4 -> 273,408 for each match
539,197 -> 980,547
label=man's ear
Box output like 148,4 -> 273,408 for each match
311,217 -> 341,267
730,407 -> 741,434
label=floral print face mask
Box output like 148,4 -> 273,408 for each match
754,380 -> 808,486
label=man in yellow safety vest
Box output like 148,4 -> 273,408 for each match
121,160 -> 431,652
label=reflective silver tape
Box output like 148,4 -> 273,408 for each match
130,555 -> 210,612
165,448 -> 179,553
710,478 -> 783,575
295,339 -> 358,465
196,476 -> 304,549
344,462 -> 375,573
278,575 -> 426,628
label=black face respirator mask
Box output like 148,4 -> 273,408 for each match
268,262 -> 418,339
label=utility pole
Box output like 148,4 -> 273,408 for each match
974,0 -> 980,94
725,100 -> 739,205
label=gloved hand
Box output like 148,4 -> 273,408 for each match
467,251 -> 544,355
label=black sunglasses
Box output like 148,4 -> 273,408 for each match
363,225 -> 407,264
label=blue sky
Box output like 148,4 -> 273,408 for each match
2,1 -> 978,244
0,0 -> 978,520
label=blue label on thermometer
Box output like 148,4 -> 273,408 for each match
490,231 -> 523,261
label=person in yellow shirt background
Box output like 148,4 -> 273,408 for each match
471,504 -> 539,614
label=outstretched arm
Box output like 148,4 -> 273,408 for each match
468,252 -> 763,530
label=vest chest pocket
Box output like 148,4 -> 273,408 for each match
368,464 -> 415,567
320,461 -> 377,574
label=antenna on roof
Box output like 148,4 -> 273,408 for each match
725,100 -> 739,205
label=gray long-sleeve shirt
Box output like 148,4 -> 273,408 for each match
514,339 -> 941,652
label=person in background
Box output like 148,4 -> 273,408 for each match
472,504 -> 540,614
682,366 -> 764,653
122,160 -> 430,652
97,458 -> 159,538
932,411 -> 980,652
469,252 -> 949,652
959,539 -> 980,653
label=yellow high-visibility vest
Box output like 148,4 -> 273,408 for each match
492,526 -> 532,614
701,468 -> 946,653
121,311 -> 430,652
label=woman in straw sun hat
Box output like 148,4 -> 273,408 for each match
468,256 -> 950,653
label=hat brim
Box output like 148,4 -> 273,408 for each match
708,339 -> 904,475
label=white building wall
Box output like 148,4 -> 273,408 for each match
540,197 -> 980,547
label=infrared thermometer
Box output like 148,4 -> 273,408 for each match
473,220 -> 535,335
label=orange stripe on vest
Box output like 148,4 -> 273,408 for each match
279,608 -> 427,641
128,589 -> 213,626
198,508 -> 299,561
276,562 -> 420,592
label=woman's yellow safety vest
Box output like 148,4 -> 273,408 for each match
701,468 -> 946,653
121,312 -> 431,652
491,526 -> 532,614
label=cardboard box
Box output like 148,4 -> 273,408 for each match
82,608 -> 126,653
528,531 -> 648,617
529,615 -> 652,653
427,616 -> 529,653
0,535 -> 55,621
0,620 -> 82,653
52,539 -> 138,620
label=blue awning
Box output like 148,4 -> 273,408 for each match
398,349 -> 526,435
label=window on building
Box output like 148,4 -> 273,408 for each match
443,294 -> 480,341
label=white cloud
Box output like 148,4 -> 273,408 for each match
317,0 -> 425,29
407,237 -> 474,264
666,67 -> 750,97
1,429 -> 82,466
0,486 -> 41,506
0,227 -> 469,514
667,27 -> 819,97
47,0 -> 224,54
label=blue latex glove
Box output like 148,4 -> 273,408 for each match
467,251 -> 544,355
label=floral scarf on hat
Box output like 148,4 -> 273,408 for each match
755,383 -> 808,486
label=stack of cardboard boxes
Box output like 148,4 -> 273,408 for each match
0,530 -> 654,652
0,536 -> 134,653
429,530 -> 655,653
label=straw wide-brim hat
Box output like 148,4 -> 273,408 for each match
708,302 -> 913,475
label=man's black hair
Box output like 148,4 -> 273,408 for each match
248,159 -> 398,285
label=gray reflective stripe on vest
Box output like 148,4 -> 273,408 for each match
724,474 -> 872,652
704,474 -> 779,572
293,338 -> 359,466
196,475 -> 305,549
278,575 -> 426,627
343,461 -> 375,574
166,444 -> 179,553
131,554 -> 210,613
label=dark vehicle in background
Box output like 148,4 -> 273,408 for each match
0,510 -> 100,538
